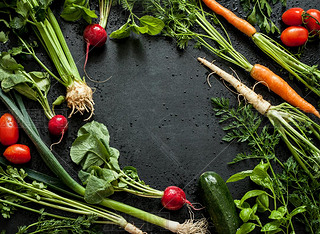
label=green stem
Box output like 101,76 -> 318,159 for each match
99,0 -> 112,29
47,8 -> 81,81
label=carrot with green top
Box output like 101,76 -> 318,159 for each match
250,64 -> 320,117
201,0 -> 320,99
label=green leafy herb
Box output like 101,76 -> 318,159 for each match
70,121 -> 164,203
0,31 -> 9,43
240,0 -> 286,34
0,49 -> 54,119
213,97 -> 320,233
110,1 -> 164,39
0,165 -> 128,233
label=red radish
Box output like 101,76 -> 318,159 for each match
161,186 -> 197,210
48,115 -> 68,136
83,24 -> 108,72
3,144 -> 31,164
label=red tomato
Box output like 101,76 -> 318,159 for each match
280,26 -> 309,47
305,9 -> 320,34
3,144 -> 31,164
0,113 -> 19,146
282,8 -> 304,26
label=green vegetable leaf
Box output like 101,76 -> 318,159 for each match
261,220 -> 281,232
239,190 -> 267,206
236,222 -> 255,234
61,0 -> 97,24
250,161 -> 272,190
0,31 -> 9,43
79,167 -> 119,203
240,208 -> 254,222
16,1 -> 30,18
247,6 -> 257,25
9,16 -> 26,30
70,134 -> 108,169
71,121 -> 121,171
269,206 -> 286,220
227,170 -> 253,183
52,95 -> 65,106
256,193 -> 269,212
110,21 -> 133,39
29,71 -> 50,96
139,15 -> 165,35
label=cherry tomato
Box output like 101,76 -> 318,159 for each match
282,8 -> 304,26
3,144 -> 31,164
305,9 -> 320,34
280,26 -> 309,47
0,113 -> 19,146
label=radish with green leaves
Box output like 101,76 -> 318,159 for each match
0,90 -> 208,233
0,44 -> 68,139
61,0 -> 112,73
71,121 -> 198,211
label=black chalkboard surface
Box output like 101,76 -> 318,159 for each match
0,0 -> 319,233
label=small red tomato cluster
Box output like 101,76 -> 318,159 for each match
281,8 -> 320,47
0,113 -> 31,164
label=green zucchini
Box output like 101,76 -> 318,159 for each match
199,171 -> 240,234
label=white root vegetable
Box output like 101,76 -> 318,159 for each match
198,56 -> 320,181
197,57 -> 271,115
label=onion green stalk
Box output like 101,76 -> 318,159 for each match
0,166 -> 132,232
0,89 -> 207,233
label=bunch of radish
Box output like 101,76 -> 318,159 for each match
281,8 -> 320,47
0,113 -> 30,164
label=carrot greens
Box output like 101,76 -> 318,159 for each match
137,0 -> 319,117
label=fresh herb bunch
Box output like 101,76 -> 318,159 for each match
240,0 -> 286,34
17,215 -> 101,234
109,0 -> 165,39
0,166 -> 122,233
212,97 -> 320,233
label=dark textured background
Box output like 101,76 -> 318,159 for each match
1,0 -> 319,233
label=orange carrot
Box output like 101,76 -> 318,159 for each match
250,64 -> 320,117
202,0 -> 257,37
